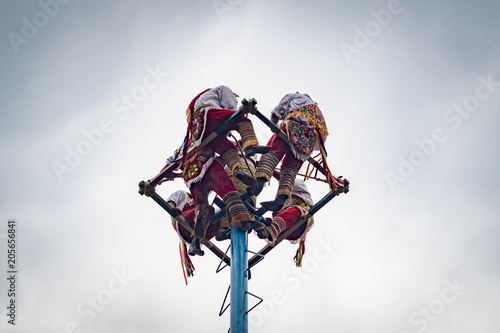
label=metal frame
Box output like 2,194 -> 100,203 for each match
139,98 -> 348,333
138,182 -> 231,266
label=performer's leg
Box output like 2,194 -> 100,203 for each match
193,203 -> 214,238
259,129 -> 305,211
221,190 -> 255,229
260,208 -> 303,245
177,209 -> 195,244
261,163 -> 299,213
236,119 -> 270,155
202,108 -> 238,134
281,149 -> 304,175
175,209 -> 205,256
202,111 -> 258,186
255,133 -> 287,179
247,133 -> 288,196
180,206 -> 219,255
204,109 -> 270,156
201,161 -> 257,230
189,183 -> 209,207
190,203 -> 215,256
176,206 -> 205,256
267,124 -> 306,174
188,161 -> 230,242
205,218 -> 221,241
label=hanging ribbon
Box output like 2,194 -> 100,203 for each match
178,241 -> 195,285
294,238 -> 306,267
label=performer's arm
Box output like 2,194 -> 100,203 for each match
148,163 -> 181,187
166,190 -> 188,214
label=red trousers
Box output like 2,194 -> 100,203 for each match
202,108 -> 254,157
272,207 -> 307,241
177,207 -> 220,243
189,109 -> 255,227
189,160 -> 236,206
266,124 -> 303,171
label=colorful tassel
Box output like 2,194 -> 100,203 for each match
178,241 -> 195,285
294,239 -> 306,267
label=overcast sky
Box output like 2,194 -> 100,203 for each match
1,0 -> 499,332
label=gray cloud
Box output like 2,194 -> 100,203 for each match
1,1 -> 499,332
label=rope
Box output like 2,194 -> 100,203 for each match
317,129 -> 336,191
304,160 -> 311,181
304,152 -> 322,181
229,133 -> 255,178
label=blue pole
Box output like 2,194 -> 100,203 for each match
230,226 -> 248,333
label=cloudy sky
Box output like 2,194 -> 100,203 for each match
1,0 -> 499,332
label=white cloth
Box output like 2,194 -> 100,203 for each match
272,92 -> 321,159
271,92 -> 315,121
166,190 -> 192,211
291,179 -> 314,206
166,190 -> 193,246
194,85 -> 238,111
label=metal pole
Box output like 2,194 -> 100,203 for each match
230,226 -> 248,333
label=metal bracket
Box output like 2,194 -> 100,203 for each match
246,249 -> 265,271
219,285 -> 231,317
245,291 -> 263,315
216,244 -> 231,273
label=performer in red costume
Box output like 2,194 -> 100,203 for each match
182,85 -> 271,186
143,86 -> 269,235
178,85 -> 270,231
256,178 -> 315,266
216,140 -> 258,241
161,145 -> 263,239
248,92 -> 329,212
166,190 -> 219,256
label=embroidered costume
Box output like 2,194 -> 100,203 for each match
248,93 -> 329,212
171,86 -> 270,231
166,191 -> 217,249
183,85 -> 270,182
166,190 -> 219,280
